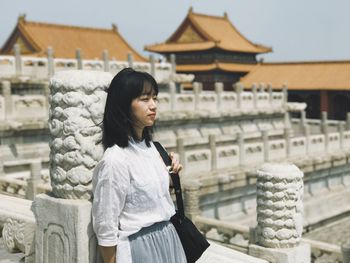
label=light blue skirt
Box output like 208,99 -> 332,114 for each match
128,221 -> 187,263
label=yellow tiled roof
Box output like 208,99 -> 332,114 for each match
1,16 -> 147,61
145,9 -> 271,54
176,62 -> 255,72
240,61 -> 350,90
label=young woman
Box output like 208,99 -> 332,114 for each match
91,68 -> 186,263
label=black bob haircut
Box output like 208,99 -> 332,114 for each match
102,68 -> 158,149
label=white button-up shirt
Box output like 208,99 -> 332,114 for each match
91,139 -> 175,262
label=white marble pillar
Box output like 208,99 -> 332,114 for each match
14,44 -> 22,76
76,49 -> 83,70
47,47 -> 54,78
26,159 -> 42,200
262,130 -> 269,162
176,137 -> 185,172
284,128 -> 291,158
149,54 -> 155,77
215,82 -> 223,112
193,82 -> 202,111
338,121 -> 345,150
237,132 -> 245,165
102,50 -> 109,72
321,111 -> 329,152
346,113 -> 350,130
282,85 -> 288,109
170,53 -> 176,77
252,83 -> 258,109
267,84 -> 273,106
2,81 -> 13,120
127,52 -> 134,68
249,163 -> 310,263
183,182 -> 201,220
169,81 -> 176,112
33,70 -> 111,263
209,134 -> 217,171
234,83 -> 243,110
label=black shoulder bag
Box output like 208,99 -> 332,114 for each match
154,142 -> 210,263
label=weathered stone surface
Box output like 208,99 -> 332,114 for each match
198,241 -> 268,263
49,70 -> 111,200
32,194 -> 102,263
255,163 -> 304,249
249,243 -> 310,263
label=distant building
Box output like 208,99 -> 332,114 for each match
0,15 -> 147,61
240,61 -> 350,119
145,8 -> 271,90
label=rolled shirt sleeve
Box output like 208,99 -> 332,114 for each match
92,157 -> 130,246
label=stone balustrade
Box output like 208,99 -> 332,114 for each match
194,216 -> 343,263
0,158 -> 51,199
163,125 -> 350,180
0,54 -> 177,84
0,194 -> 35,262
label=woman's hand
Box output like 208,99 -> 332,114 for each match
169,152 -> 183,174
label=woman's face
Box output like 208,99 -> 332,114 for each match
130,91 -> 158,131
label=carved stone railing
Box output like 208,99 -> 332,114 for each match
0,158 -> 50,199
194,216 -> 250,253
0,194 -> 35,262
194,216 -> 344,263
0,54 -> 177,84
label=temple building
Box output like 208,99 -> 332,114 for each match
0,15 -> 147,61
145,8 -> 271,90
240,61 -> 350,119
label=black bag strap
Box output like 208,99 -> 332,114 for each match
153,141 -> 185,219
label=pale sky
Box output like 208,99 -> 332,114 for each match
1,0 -> 349,62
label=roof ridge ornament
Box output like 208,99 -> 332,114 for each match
112,23 -> 118,32
189,7 -> 193,14
18,14 -> 26,23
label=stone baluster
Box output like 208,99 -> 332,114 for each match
214,82 -> 223,112
258,83 -> 265,93
47,47 -> 54,78
338,121 -> 345,150
176,138 -> 185,173
2,81 -> 13,120
262,130 -> 269,162
342,242 -> 350,263
149,54 -> 155,77
43,81 -> 50,122
26,159 -> 42,200
0,161 -> 4,175
282,84 -> 288,109
193,82 -> 202,111
169,81 -> 176,112
234,82 -> 243,110
346,113 -> 350,130
284,128 -> 291,158
237,132 -> 245,166
102,50 -> 109,72
267,84 -> 273,106
183,182 -> 201,220
300,110 -> 308,134
252,83 -> 258,109
76,49 -> 83,70
33,70 -> 111,262
14,44 -> 22,76
209,135 -> 217,171
321,111 -> 329,152
170,53 -> 176,77
249,163 -> 310,263
284,111 -> 291,129
127,52 -> 134,68
305,125 -> 310,155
